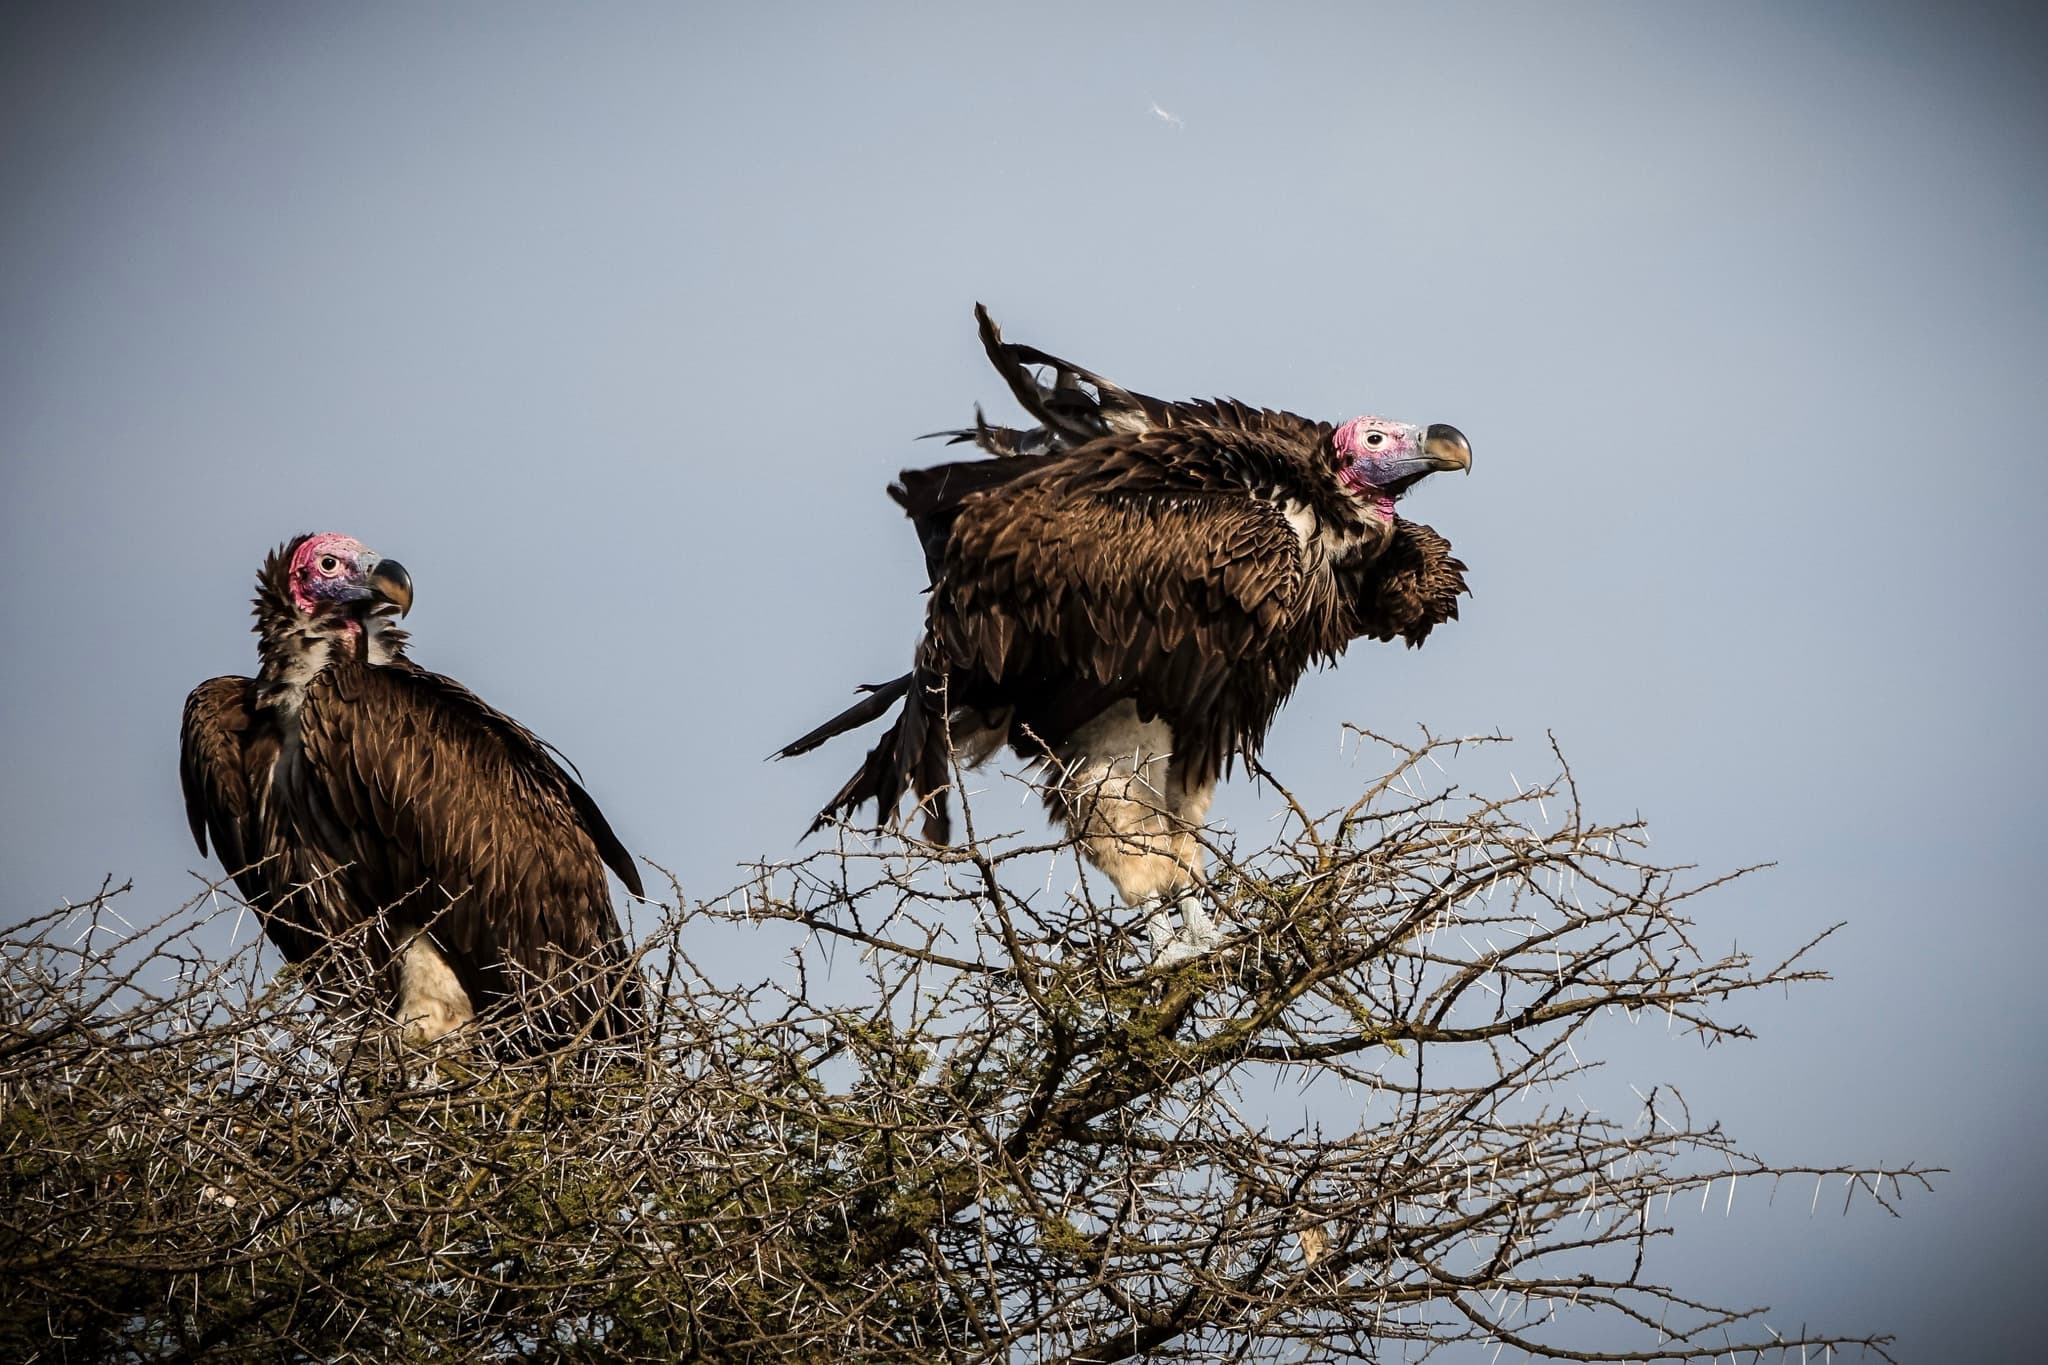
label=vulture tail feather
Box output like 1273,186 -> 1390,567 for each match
776,674 -> 913,759
975,303 -> 1071,440
974,303 -> 1169,442
791,669 -> 954,845
562,776 -> 646,900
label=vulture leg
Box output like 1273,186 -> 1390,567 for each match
1050,702 -> 1222,964
394,928 -> 475,1043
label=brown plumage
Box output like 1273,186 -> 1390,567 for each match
782,307 -> 1473,963
181,534 -> 644,1044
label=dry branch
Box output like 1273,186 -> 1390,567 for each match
1,734 -> 1930,1362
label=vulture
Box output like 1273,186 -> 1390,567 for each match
181,533 -> 644,1043
781,306 -> 1472,964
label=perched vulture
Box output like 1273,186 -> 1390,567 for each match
781,306 -> 1472,963
180,533 -> 644,1043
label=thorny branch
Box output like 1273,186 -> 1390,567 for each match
1,734 -> 1931,1362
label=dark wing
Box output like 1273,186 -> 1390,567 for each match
1339,518 -> 1470,646
180,677 -> 275,903
893,450 -> 1057,583
298,660 -> 643,1036
936,450 -> 1336,774
182,676 -> 373,965
897,398 -> 1342,576
796,434 -> 1348,841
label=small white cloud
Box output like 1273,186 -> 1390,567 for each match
1148,101 -> 1184,131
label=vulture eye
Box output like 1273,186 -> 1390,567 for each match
1364,431 -> 1387,449
318,555 -> 341,574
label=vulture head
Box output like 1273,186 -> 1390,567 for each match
1332,418 -> 1473,515
284,532 -> 413,624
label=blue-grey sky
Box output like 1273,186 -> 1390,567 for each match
4,2 -> 2044,1356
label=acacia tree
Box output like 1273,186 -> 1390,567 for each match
1,733 -> 1930,1362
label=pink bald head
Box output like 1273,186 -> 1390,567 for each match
1331,416 -> 1472,515
285,532 -> 411,621
1332,416 -> 1425,466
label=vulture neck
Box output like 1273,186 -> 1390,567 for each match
1279,489 -> 1396,566
252,584 -> 407,715
1245,438 -> 1397,562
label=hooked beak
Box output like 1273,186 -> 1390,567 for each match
1365,424 -> 1476,498
367,559 -> 413,617
1422,423 -> 1473,474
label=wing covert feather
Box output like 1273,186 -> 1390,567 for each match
179,677 -> 272,902
933,468 -> 1330,782
296,660 -> 641,1015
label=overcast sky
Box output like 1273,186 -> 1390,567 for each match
4,2 -> 2045,1357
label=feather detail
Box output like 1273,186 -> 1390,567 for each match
180,543 -> 644,1044
782,307 -> 1469,847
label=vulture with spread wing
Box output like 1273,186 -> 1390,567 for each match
181,534 -> 644,1043
782,306 -> 1472,963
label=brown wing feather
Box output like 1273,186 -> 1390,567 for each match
1341,518 -> 1470,646
293,658 -> 642,1035
815,431 -> 1356,846
939,474 -> 1332,774
181,676 -> 347,964
180,677 -> 263,889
